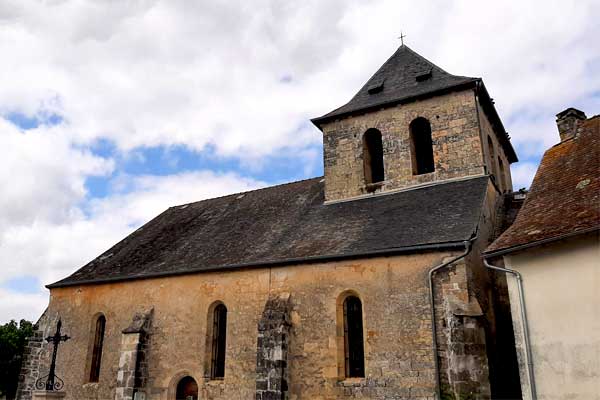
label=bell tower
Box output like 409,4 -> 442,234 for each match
312,45 -> 517,203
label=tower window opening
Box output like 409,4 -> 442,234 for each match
410,118 -> 435,175
363,129 -> 385,185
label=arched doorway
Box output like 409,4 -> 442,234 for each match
175,376 -> 198,400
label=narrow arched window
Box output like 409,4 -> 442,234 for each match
343,296 -> 365,378
363,129 -> 385,184
210,304 -> 227,379
498,157 -> 506,192
487,135 -> 497,178
410,118 -> 435,175
89,315 -> 105,382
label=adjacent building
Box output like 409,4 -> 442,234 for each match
485,109 -> 600,400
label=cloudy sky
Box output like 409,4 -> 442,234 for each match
1,0 -> 598,323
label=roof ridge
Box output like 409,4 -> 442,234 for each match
347,45 -> 410,101
170,176 -> 323,209
401,45 -> 448,75
349,45 -> 453,100
312,45 -> 478,124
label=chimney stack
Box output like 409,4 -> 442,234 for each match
556,108 -> 586,142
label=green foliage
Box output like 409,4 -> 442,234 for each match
0,319 -> 35,399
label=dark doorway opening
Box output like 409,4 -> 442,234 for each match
176,376 -> 198,400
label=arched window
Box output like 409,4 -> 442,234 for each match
210,304 -> 227,379
89,315 -> 106,382
363,129 -> 385,184
176,376 -> 198,400
343,296 -> 365,378
487,135 -> 497,178
498,157 -> 506,192
410,118 -> 435,175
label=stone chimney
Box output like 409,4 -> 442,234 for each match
556,108 -> 587,141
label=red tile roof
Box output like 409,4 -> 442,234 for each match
485,115 -> 600,256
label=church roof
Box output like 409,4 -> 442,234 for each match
48,175 -> 490,288
485,116 -> 600,257
312,45 -> 478,124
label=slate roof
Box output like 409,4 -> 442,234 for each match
485,116 -> 600,256
311,45 -> 478,124
49,176 -> 490,288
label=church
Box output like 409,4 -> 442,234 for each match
18,45 -> 523,400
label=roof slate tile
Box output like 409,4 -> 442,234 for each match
486,116 -> 600,255
312,45 -> 478,124
49,176 -> 490,287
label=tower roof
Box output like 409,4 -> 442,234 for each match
312,45 -> 479,124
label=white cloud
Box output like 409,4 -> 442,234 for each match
1,1 -> 598,157
0,119 -> 113,229
0,0 -> 598,322
0,288 -> 48,324
0,168 -> 265,322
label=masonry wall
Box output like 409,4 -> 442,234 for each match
27,250 -> 492,400
505,233 -> 600,400
461,181 -> 522,399
475,99 -> 513,193
320,90 -> 487,202
16,311 -> 53,400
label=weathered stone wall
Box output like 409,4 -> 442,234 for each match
472,182 -> 521,399
255,293 -> 292,400
432,256 -> 491,400
320,90 -> 487,202
31,249 -> 492,400
17,311 -> 53,400
115,310 -> 153,400
17,330 -> 45,400
475,99 -> 513,193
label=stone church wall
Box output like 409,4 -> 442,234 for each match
16,310 -> 56,400
26,250 -> 495,400
475,99 -> 513,193
320,89 -> 487,202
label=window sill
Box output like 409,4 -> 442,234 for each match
206,378 -> 225,385
365,182 -> 384,193
412,171 -> 435,176
337,377 -> 366,386
82,382 -> 100,390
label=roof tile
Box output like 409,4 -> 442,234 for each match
49,176 -> 490,287
312,45 -> 478,123
486,116 -> 600,255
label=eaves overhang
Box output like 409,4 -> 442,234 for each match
47,240 -> 470,289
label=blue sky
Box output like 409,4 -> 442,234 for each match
0,0 -> 598,322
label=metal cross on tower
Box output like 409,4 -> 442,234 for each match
35,319 -> 70,391
398,31 -> 407,46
